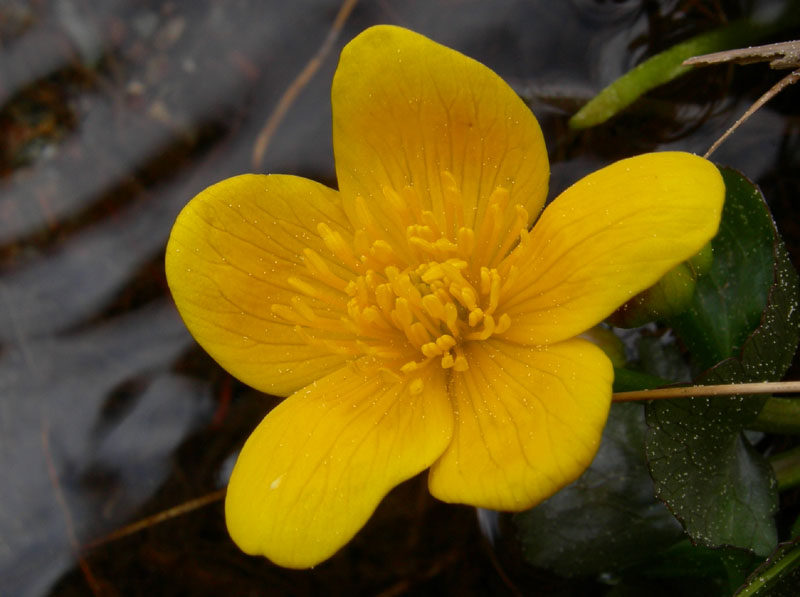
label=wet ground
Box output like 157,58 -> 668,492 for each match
1,1 -> 798,595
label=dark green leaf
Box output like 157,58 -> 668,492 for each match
637,334 -> 692,383
646,393 -> 777,555
646,167 -> 800,556
613,367 -> 669,393
670,168 -> 775,372
609,540 -> 757,597
515,403 -> 683,577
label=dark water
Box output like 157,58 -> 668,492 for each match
0,1 -> 797,594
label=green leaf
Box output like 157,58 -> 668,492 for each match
637,334 -> 692,384
514,403 -> 684,577
670,168 -> 775,371
645,167 -> 800,556
568,24 -> 734,129
646,392 -> 777,555
613,367 -> 670,393
568,17 -> 789,129
735,539 -> 800,596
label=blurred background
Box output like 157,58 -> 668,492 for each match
1,0 -> 798,594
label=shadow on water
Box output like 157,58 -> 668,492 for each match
0,1 -> 797,594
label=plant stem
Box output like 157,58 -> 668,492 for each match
612,381 -> 800,402
735,539 -> 800,596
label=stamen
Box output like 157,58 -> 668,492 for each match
444,302 -> 460,336
466,314 -> 496,341
375,283 -> 395,318
408,322 -> 432,348
290,296 -> 317,323
495,313 -> 512,335
370,240 -> 396,264
457,227 -> 475,258
421,293 -> 446,321
303,248 -> 349,292
354,195 -> 384,240
382,186 -> 411,225
468,308 -> 484,327
317,223 -> 362,272
441,170 -> 465,236
401,186 -> 424,221
487,269 -> 501,315
277,175 -> 524,376
288,277 -> 322,299
491,204 -> 529,266
421,342 -> 442,358
435,335 -> 456,351
421,211 -> 442,237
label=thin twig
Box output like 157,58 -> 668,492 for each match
83,488 -> 227,550
704,68 -> 800,157
612,380 -> 800,402
42,419 -> 104,595
251,0 -> 359,168
683,40 -> 800,69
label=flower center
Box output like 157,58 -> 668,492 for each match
272,171 -> 530,382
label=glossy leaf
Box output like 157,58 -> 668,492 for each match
515,403 -> 683,576
670,168 -> 776,371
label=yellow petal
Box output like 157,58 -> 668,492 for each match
428,338 -> 612,511
225,359 -> 452,568
501,152 -> 725,345
166,174 -> 355,396
332,25 -> 548,246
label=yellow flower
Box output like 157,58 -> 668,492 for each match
165,26 -> 724,568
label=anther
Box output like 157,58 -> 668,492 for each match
469,308 -> 484,327
435,335 -> 456,351
303,248 -> 349,291
421,293 -> 446,321
370,239 -> 396,264
317,222 -> 361,271
422,342 -> 442,357
288,277 -> 321,299
495,313 -> 512,334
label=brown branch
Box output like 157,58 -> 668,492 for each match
703,68 -> 800,158
42,419 -> 104,595
251,0 -> 359,168
683,40 -> 800,69
83,488 -> 226,550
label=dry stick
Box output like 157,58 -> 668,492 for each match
83,488 -> 227,550
703,67 -> 800,158
42,420 -> 104,595
251,0 -> 359,168
85,380 -> 800,550
613,380 -> 800,402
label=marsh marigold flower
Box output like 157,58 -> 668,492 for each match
166,25 -> 724,568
